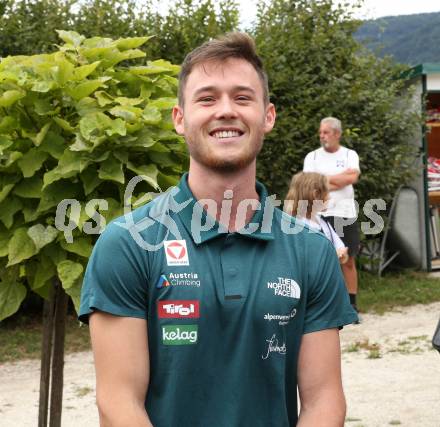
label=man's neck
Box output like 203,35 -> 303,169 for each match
187,161 -> 259,232
323,143 -> 341,153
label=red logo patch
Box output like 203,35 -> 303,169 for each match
157,300 -> 200,319
166,241 -> 186,259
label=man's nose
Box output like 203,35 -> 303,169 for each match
215,96 -> 238,119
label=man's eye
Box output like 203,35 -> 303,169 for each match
236,96 -> 250,101
198,97 -> 215,103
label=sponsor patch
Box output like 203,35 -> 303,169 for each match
156,272 -> 201,289
162,325 -> 198,345
156,274 -> 170,289
264,308 -> 297,325
164,240 -> 189,266
262,333 -> 287,360
158,300 -> 200,319
267,277 -> 301,299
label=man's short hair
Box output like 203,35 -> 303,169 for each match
321,117 -> 342,134
178,32 -> 269,106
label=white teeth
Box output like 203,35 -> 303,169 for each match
213,130 -> 241,138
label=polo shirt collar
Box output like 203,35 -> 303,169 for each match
172,173 -> 275,245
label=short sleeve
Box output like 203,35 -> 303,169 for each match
303,238 -> 357,334
78,220 -> 149,324
303,151 -> 315,172
347,149 -> 360,172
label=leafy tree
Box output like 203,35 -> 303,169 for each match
0,0 -> 240,64
0,0 -> 74,56
0,31 -> 187,320
253,0 -> 420,210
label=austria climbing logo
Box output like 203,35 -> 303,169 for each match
164,240 -> 189,266
156,274 -> 171,289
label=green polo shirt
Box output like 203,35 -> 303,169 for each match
79,173 -> 357,427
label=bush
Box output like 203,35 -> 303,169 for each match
0,31 -> 187,320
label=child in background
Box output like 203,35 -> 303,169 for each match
285,172 -> 348,264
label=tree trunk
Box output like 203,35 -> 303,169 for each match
49,281 -> 69,427
38,278 -> 69,427
38,284 -> 55,427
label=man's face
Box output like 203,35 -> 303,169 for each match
319,122 -> 341,151
173,58 -> 275,172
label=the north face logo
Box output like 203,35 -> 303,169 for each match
164,240 -> 189,266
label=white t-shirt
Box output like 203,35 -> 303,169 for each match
303,146 -> 360,218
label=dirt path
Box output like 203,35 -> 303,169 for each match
1,302 -> 439,427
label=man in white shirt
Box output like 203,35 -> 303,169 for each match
303,117 -> 361,316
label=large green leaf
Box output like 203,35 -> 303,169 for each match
32,255 -> 56,291
18,148 -> 49,178
0,90 -> 25,107
0,116 -> 17,133
37,181 -> 80,213
126,162 -> 159,189
73,62 -> 100,81
142,105 -> 161,124
39,131 -> 65,159
98,155 -> 124,184
0,227 -> 10,257
56,30 -> 85,47
57,260 -> 84,289
7,227 -> 38,266
27,224 -> 58,251
43,150 -> 90,188
115,36 -> 152,50
60,236 -> 93,258
109,106 -> 142,122
53,117 -> 75,133
13,176 -> 43,198
64,276 -> 82,314
80,167 -> 101,195
79,111 -> 111,140
0,135 -> 13,154
0,197 -> 23,228
66,80 -> 104,101
32,122 -> 51,146
0,271 -> 27,321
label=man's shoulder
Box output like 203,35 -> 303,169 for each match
271,208 -> 333,248
305,147 -> 322,158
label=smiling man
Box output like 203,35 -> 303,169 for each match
79,33 -> 357,427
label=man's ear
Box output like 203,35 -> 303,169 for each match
172,105 -> 185,135
263,103 -> 276,134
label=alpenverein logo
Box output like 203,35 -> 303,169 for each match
162,325 -> 198,345
267,277 -> 301,299
164,240 -> 189,266
158,300 -> 200,319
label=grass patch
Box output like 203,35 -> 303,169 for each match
358,270 -> 440,314
0,313 -> 90,364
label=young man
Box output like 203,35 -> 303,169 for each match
79,33 -> 357,427
303,117 -> 361,315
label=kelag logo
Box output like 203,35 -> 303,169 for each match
158,300 -> 200,319
162,325 -> 198,345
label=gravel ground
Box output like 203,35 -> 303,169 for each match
1,302 -> 439,427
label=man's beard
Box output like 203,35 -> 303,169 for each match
186,135 -> 264,173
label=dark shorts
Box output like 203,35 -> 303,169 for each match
323,216 -> 360,257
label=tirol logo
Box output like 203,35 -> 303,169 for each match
158,300 -> 200,319
164,240 -> 189,266
156,274 -> 170,289
267,277 -> 301,299
162,325 -> 198,345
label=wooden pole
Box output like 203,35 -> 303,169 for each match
49,280 -> 69,427
38,283 -> 56,427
